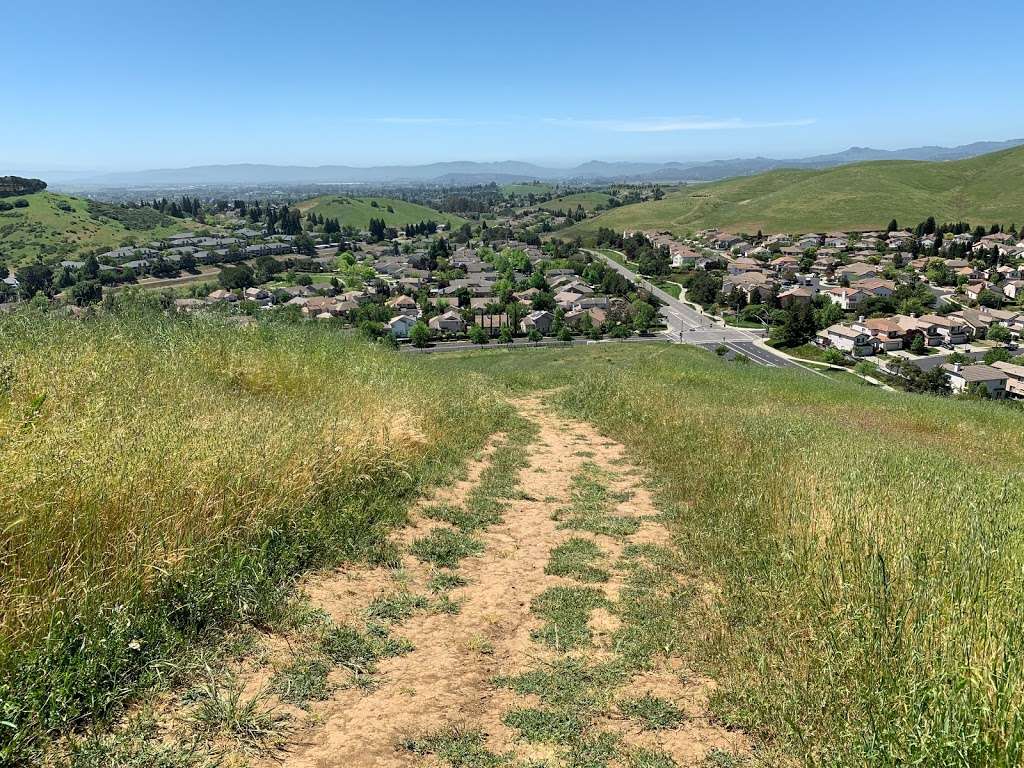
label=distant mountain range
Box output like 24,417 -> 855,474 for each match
41,139 -> 1024,188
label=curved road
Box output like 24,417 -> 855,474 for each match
584,249 -> 824,373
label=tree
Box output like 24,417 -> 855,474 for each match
527,329 -> 543,343
82,254 -> 100,280
987,325 -> 1012,343
771,304 -> 816,348
909,334 -> 927,355
557,326 -> 573,342
15,263 -> 52,299
218,264 -> 255,290
637,245 -> 670,276
254,256 -> 284,283
469,325 -> 489,345
409,321 -> 431,348
631,300 -> 656,334
293,232 -> 316,257
823,348 -> 846,365
498,326 -> 514,344
68,280 -> 102,306
983,347 -> 1012,365
978,289 -> 1003,309
683,271 -> 722,306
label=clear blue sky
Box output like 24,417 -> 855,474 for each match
4,0 -> 1023,172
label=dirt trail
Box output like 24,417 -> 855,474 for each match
231,397 -> 750,767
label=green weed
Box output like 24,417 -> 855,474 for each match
545,538 -> 610,583
410,528 -> 485,568
530,587 -> 611,650
618,694 -> 686,730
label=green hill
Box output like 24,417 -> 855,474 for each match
0,191 -> 192,267
537,191 -> 616,212
558,146 -> 1024,236
501,182 -> 555,196
296,195 -> 469,231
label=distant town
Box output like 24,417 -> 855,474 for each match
3,175 -> 1024,400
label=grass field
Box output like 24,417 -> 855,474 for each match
501,182 -> 555,196
432,343 -> 1024,766
0,192 -> 194,267
295,196 -> 469,231
0,309 -> 507,764
558,145 -> 1024,236
8,321 -> 1024,766
537,191 -> 615,212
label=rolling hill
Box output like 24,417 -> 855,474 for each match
296,195 -> 469,231
559,145 -> 1024,236
0,191 -> 193,266
43,138 -> 1024,187
537,191 -> 616,213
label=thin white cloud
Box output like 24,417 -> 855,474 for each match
543,116 -> 816,133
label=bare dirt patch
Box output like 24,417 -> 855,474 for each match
88,398 -> 749,767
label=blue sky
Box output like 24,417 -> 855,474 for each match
4,0 -> 1024,171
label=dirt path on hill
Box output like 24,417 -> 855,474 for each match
181,397 -> 750,768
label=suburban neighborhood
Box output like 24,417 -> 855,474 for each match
611,221 -> 1024,398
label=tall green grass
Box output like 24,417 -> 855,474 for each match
0,309 -> 507,764
435,345 -> 1024,767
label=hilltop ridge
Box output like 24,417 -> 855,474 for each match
559,144 -> 1024,236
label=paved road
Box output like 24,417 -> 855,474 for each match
403,335 -> 668,354
584,249 -> 821,373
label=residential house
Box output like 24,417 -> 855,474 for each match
474,313 -> 510,336
941,363 -> 1007,397
825,286 -> 869,310
207,289 -> 238,303
727,257 -> 762,275
722,271 -> 775,302
836,262 -> 879,282
520,310 -> 554,335
564,307 -> 608,329
386,294 -> 419,313
711,233 -> 741,250
817,324 -> 874,356
387,314 -> 418,338
851,278 -> 896,297
918,313 -> 970,344
852,316 -> 906,352
553,290 -> 585,308
428,310 -> 466,334
778,286 -> 815,307
769,255 -> 801,276
963,281 -> 989,302
991,360 -> 1024,398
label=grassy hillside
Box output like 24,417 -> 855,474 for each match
296,195 -> 469,231
537,191 -> 615,212
501,182 -> 555,196
0,309 -> 506,764
0,192 -> 193,266
434,344 -> 1024,766
559,145 -> 1024,236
